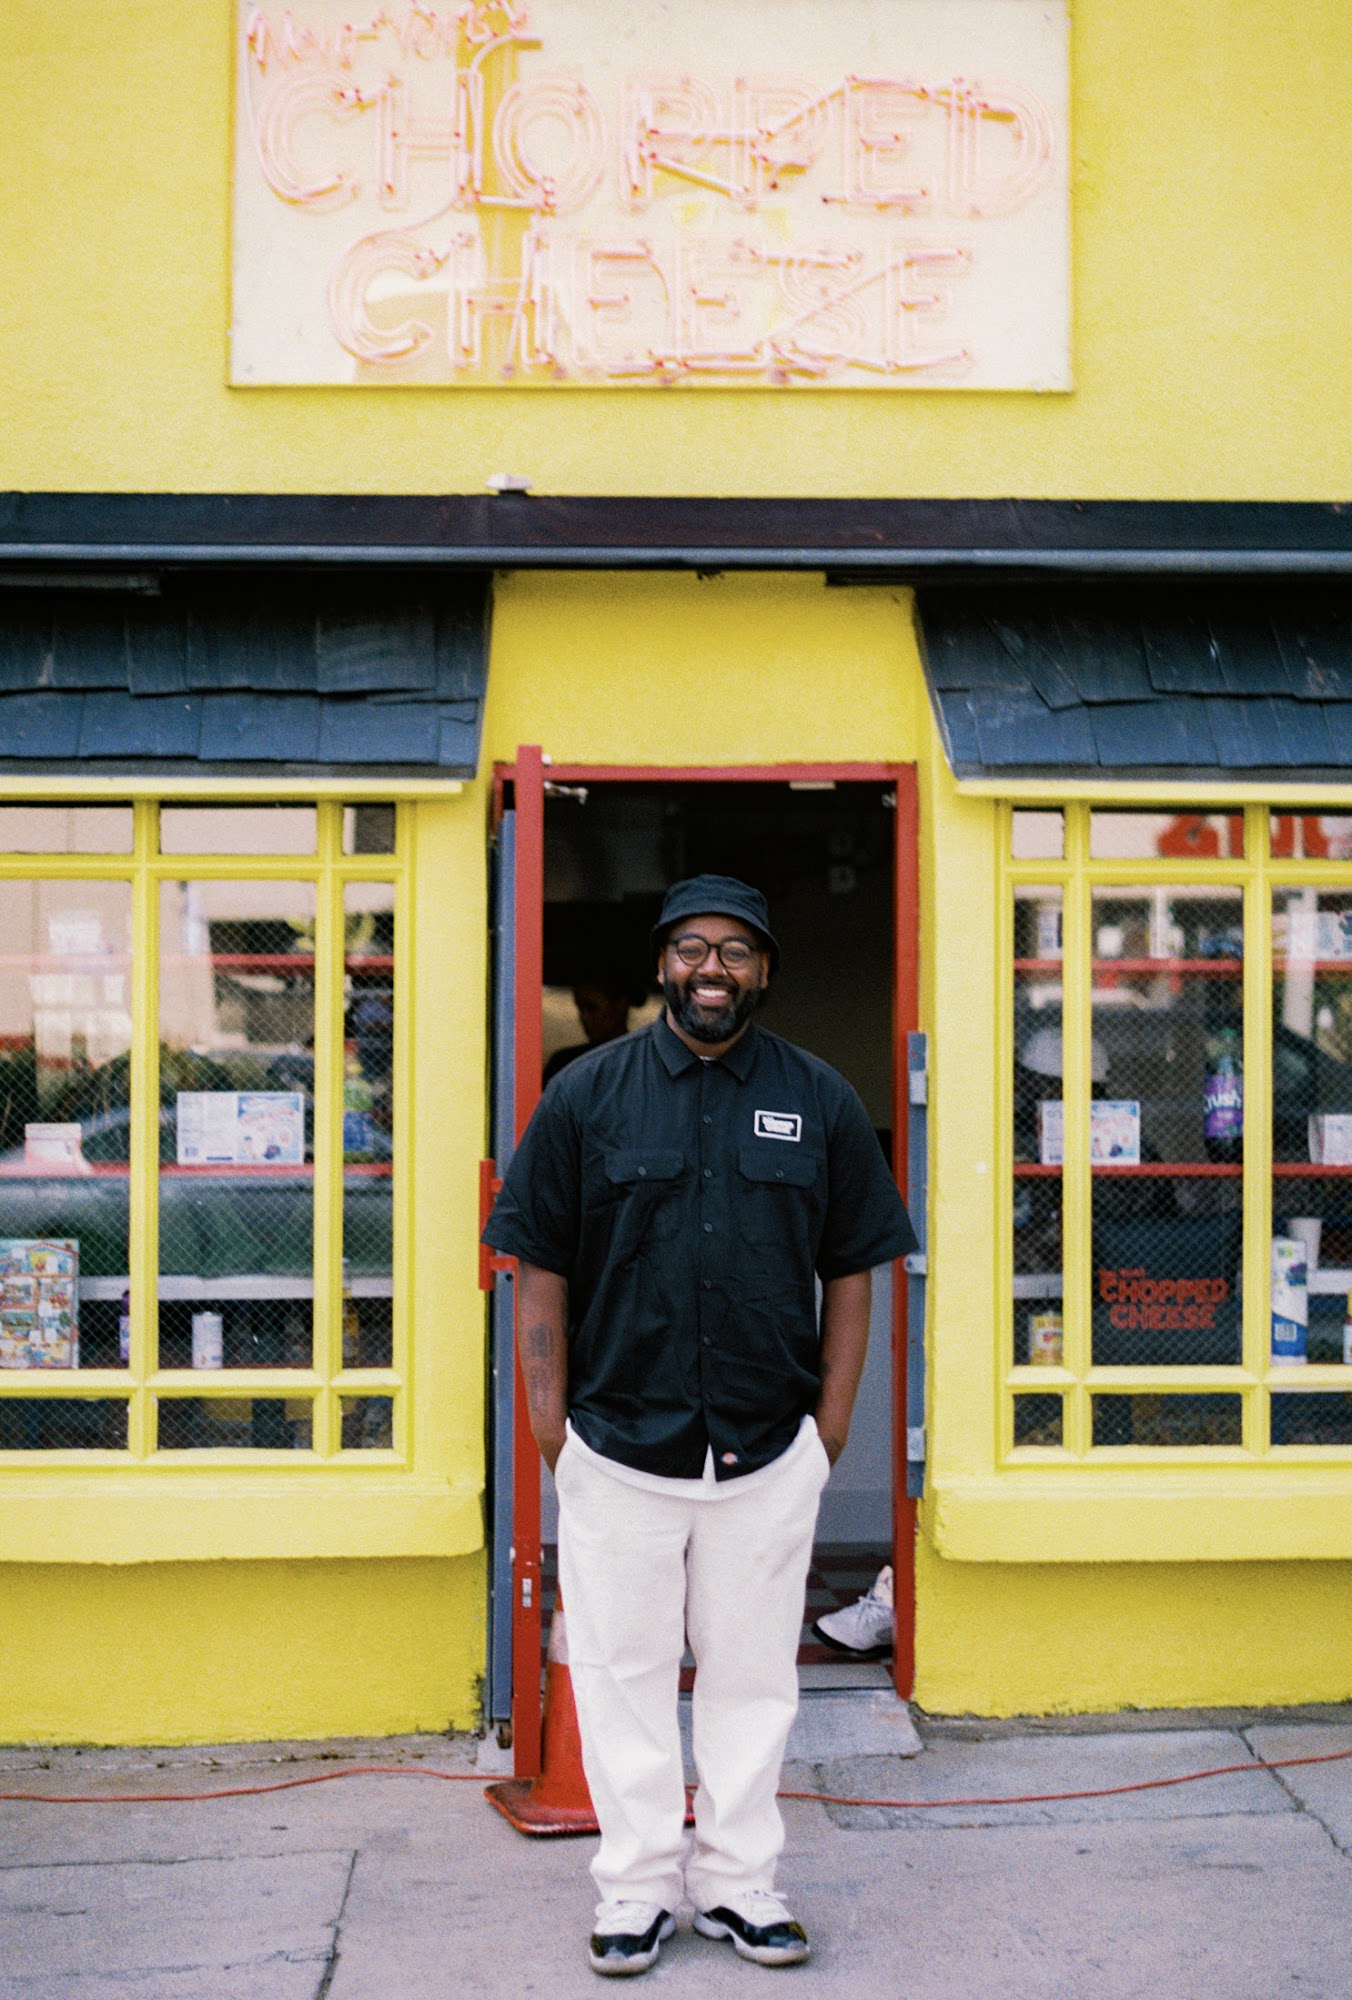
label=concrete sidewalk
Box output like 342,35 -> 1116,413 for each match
3,1704 -> 1352,1999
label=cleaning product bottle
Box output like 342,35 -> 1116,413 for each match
1203,1025 -> 1243,1163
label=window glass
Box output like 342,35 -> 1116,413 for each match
1011,811 -> 1063,861
342,882 -> 395,1372
1089,812 -> 1242,861
159,807 -> 317,855
0,1399 -> 128,1449
1270,814 -> 1352,860
1270,887 -> 1352,1366
156,1395 -> 295,1449
0,880 -> 133,1380
0,808 -> 132,854
343,806 -> 396,855
1091,1394 -> 1242,1448
341,1395 -> 394,1448
158,880 -> 316,1448
1090,885 -> 1243,1368
1013,1394 -> 1062,1446
1013,886 -> 1063,1364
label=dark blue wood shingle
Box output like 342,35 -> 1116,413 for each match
80,694 -> 202,759
199,694 -> 322,763
0,692 -> 86,759
967,691 -> 1097,766
318,701 -> 440,765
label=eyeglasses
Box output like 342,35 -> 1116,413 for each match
667,932 -> 759,970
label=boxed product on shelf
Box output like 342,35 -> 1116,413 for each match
1308,1114 -> 1352,1165
1038,1100 -> 1142,1166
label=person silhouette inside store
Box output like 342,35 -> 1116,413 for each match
543,973 -> 639,1086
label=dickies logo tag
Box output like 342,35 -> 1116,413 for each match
754,1109 -> 802,1142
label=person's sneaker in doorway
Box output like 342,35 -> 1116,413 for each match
812,1561 -> 894,1658
588,1902 -> 675,1977
693,1890 -> 810,1966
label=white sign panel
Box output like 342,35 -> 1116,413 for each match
232,0 -> 1069,389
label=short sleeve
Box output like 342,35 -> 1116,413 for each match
481,1083 -> 581,1276
816,1081 -> 918,1279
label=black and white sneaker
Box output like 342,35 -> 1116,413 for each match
588,1901 -> 675,1977
694,1890 -> 810,1966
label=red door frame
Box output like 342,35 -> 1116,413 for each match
494,752 -> 920,1772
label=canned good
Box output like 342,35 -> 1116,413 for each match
1029,1311 -> 1063,1366
191,1310 -> 224,1370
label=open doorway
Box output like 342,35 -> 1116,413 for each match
536,777 -> 900,1687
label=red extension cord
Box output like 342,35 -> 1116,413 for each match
2,1743 -> 1350,1811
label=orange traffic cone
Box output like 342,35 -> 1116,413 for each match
486,1605 -> 600,1837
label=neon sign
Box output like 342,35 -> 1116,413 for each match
232,1 -> 1070,388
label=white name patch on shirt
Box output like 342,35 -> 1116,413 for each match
754,1110 -> 802,1142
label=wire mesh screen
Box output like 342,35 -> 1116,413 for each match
1089,885 -> 1243,1369
0,1399 -> 128,1450
158,881 -> 317,1407
1013,1394 -> 1063,1446
1270,1393 -> 1352,1447
1013,886 -> 1064,1367
157,1395 -> 298,1449
1092,1394 -> 1242,1448
341,1395 -> 394,1448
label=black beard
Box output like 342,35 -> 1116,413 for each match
662,971 -> 762,1044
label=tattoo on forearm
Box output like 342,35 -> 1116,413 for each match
524,1320 -> 561,1361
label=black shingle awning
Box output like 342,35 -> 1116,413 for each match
919,582 -> 1352,779
0,575 -> 487,775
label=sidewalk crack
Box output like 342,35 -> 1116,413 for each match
1242,1728 -> 1352,1861
315,1849 -> 359,2000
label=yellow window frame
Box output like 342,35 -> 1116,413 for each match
997,799 -> 1352,1459
0,788 -> 481,1563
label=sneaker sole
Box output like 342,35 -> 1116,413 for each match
588,1916 -> 674,1976
810,1618 -> 892,1660
693,1912 -> 810,1966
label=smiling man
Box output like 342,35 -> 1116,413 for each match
483,874 -> 915,1977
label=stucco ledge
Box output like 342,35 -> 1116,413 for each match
0,1474 -> 484,1564
930,1474 -> 1352,1563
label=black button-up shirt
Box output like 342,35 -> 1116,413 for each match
483,1016 -> 917,1480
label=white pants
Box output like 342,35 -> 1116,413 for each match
554,1417 -> 830,1913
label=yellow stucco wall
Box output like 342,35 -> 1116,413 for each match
482,572 -> 922,767
0,1557 -> 485,1744
3,0 -> 1350,499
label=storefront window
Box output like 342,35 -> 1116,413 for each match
1006,803 -> 1352,1459
0,801 -> 404,1461
1013,884 -> 1063,1390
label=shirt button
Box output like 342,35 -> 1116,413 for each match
702,1116 -> 712,1126
637,1166 -> 647,1177
701,1280 -> 712,1291
703,1168 -> 713,1179
703,1222 -> 713,1233
776,1169 -> 784,1180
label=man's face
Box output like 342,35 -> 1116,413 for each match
574,982 -> 629,1046
659,912 -> 769,1045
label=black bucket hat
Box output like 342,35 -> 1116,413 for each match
651,874 -> 780,973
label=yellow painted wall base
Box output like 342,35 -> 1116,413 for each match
0,1554 -> 484,1744
914,1536 -> 1352,1716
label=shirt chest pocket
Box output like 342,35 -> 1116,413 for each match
736,1142 -> 823,1251
602,1147 -> 687,1243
